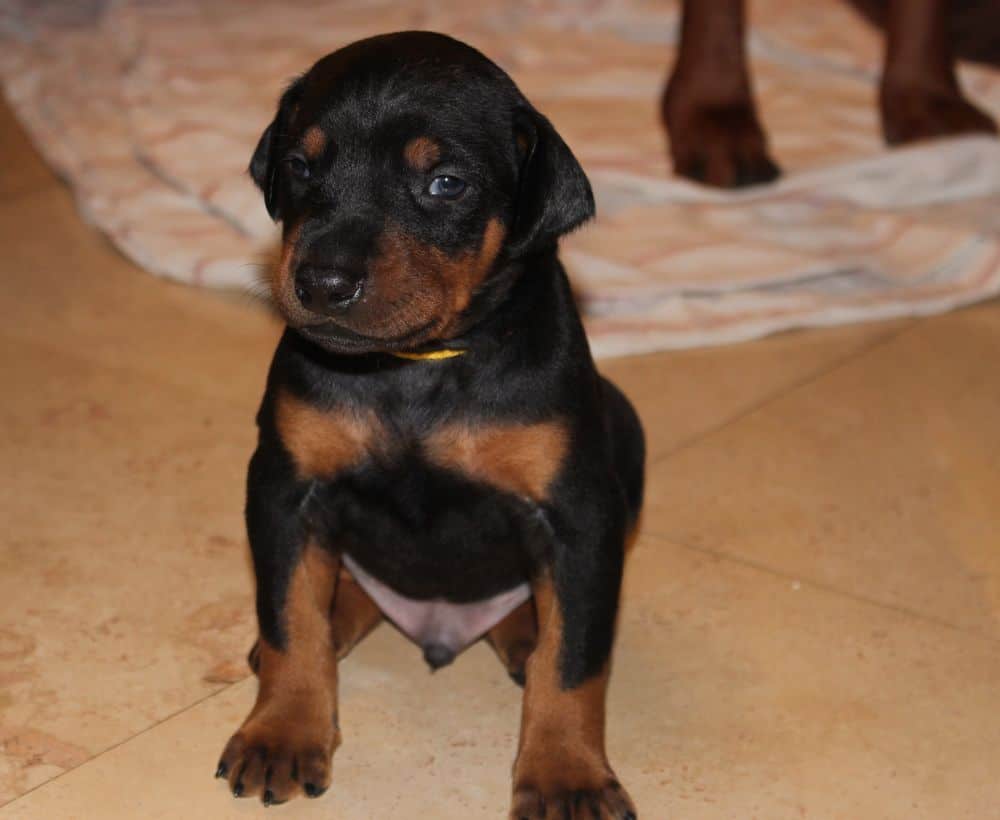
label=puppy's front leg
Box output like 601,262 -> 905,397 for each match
511,504 -> 636,820
217,446 -> 340,806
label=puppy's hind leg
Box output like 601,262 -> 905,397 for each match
485,597 -> 538,687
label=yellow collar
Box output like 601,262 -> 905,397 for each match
389,348 -> 467,362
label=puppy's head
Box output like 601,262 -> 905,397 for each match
250,31 -> 593,354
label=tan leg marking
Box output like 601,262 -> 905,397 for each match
219,544 -> 341,804
510,580 -> 635,819
247,564 -> 383,674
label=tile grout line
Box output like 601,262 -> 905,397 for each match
648,320 -> 922,469
0,679 -> 251,811
638,529 -> 1000,646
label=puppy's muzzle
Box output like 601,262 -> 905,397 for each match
294,263 -> 364,315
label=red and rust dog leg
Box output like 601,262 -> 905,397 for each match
880,0 -> 997,144
662,0 -> 779,188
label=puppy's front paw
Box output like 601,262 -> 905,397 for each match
216,709 -> 339,805
510,759 -> 636,819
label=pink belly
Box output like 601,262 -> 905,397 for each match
342,555 -> 531,667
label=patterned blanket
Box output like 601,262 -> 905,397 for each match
2,0 -> 999,356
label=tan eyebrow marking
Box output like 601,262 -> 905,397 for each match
403,136 -> 442,172
302,126 -> 328,159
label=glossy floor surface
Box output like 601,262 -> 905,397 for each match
2,103 -> 999,818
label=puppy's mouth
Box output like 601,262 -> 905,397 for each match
296,317 -> 440,354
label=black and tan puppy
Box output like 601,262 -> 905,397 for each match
215,31 -> 644,818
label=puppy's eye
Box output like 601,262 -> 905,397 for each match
284,156 -> 310,180
427,175 -> 466,199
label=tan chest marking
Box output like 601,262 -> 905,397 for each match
275,390 -> 380,480
275,391 -> 566,499
425,419 -> 568,501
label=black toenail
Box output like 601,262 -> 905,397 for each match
215,762 -> 227,778
304,782 -> 325,798
232,782 -> 244,798
263,789 -> 274,806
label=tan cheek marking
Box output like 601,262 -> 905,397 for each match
272,222 -> 302,304
275,389 -> 379,479
403,136 -> 441,171
372,230 -> 441,308
302,126 -> 327,159
439,217 -> 507,323
425,419 -> 568,501
471,216 -> 506,285
368,218 -> 506,338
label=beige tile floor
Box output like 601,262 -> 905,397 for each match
1,104 -> 999,818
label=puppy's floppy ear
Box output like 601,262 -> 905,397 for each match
249,79 -> 303,221
508,108 -> 595,257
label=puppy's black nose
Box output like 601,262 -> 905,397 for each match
294,265 -> 363,314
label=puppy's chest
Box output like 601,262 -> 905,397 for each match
275,390 -> 568,501
274,390 -> 565,656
